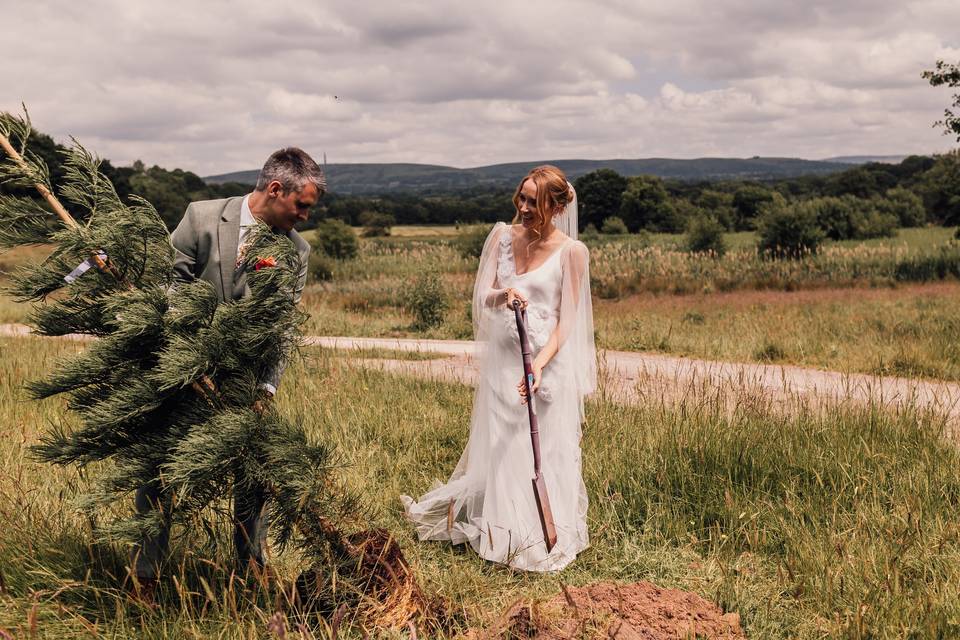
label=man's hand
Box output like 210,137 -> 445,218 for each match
252,389 -> 274,415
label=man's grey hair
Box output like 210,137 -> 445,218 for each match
254,147 -> 327,193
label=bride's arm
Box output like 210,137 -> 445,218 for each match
475,224 -> 513,308
542,240 -> 589,362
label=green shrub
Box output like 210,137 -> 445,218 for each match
685,215 -> 727,256
581,223 -> 600,239
360,211 -> 395,237
696,189 -> 737,230
619,176 -> 681,232
455,224 -> 491,259
732,185 -> 780,230
856,209 -> 899,239
754,340 -> 786,362
314,219 -> 358,260
757,202 -> 825,259
875,187 -> 926,227
812,195 -> 898,240
893,243 -> 960,281
403,272 -> 449,330
309,252 -> 335,281
600,216 -> 628,235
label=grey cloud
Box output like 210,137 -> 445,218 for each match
1,0 -> 957,175
360,12 -> 468,47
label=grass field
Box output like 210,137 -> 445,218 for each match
595,282 -> 960,379
5,225 -> 960,382
3,226 -> 960,637
299,224 -> 960,380
2,337 -> 960,637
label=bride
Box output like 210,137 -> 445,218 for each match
402,165 -> 596,571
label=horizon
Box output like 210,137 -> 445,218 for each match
201,153 -> 918,180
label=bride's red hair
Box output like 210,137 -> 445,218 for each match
511,165 -> 573,238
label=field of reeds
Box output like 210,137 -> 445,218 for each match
595,282 -> 960,379
2,335 -> 960,638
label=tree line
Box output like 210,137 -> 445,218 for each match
573,154 -> 959,239
325,153 -> 960,244
0,129 -> 249,230
2,126 -> 958,238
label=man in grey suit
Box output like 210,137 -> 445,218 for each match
131,148 -> 323,594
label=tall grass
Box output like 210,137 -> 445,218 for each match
596,283 -> 960,379
3,337 -> 960,637
588,241 -> 960,298
6,227 -> 960,377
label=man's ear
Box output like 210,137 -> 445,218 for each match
266,180 -> 284,198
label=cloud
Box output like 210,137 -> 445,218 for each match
1,0 -> 957,174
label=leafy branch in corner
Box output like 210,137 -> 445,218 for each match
923,60 -> 960,142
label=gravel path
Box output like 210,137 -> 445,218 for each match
5,324 -> 959,429
310,335 -> 960,429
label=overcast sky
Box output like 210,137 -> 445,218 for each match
3,0 -> 959,175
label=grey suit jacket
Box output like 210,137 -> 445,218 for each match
170,196 -> 310,390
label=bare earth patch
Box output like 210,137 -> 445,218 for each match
468,581 -> 744,639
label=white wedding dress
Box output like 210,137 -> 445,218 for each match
402,221 -> 596,571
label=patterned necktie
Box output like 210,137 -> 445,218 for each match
236,234 -> 250,269
233,229 -> 252,299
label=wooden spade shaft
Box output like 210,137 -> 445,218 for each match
513,300 -> 558,552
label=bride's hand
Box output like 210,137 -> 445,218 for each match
517,362 -> 543,404
505,288 -> 527,310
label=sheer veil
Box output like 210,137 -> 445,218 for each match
553,182 -> 578,241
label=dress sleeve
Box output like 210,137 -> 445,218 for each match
557,240 -> 597,407
471,223 -> 507,340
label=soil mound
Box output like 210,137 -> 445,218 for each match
470,581 -> 744,639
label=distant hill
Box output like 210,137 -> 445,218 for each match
821,155 -> 909,165
204,157 -> 857,195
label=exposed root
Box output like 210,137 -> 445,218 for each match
292,525 -> 451,633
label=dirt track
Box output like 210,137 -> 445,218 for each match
5,324 -> 960,430
310,335 -> 960,430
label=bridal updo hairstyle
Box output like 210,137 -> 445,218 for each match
512,165 -> 574,237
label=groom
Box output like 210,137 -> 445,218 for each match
131,147 -> 323,593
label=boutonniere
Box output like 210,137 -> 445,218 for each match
254,256 -> 278,271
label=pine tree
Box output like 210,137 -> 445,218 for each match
0,110 -> 443,630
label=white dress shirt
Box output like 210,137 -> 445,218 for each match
239,195 -> 277,397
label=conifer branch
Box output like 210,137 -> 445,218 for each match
2,113 -> 446,630
0,128 -> 77,229
0,113 -> 125,284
